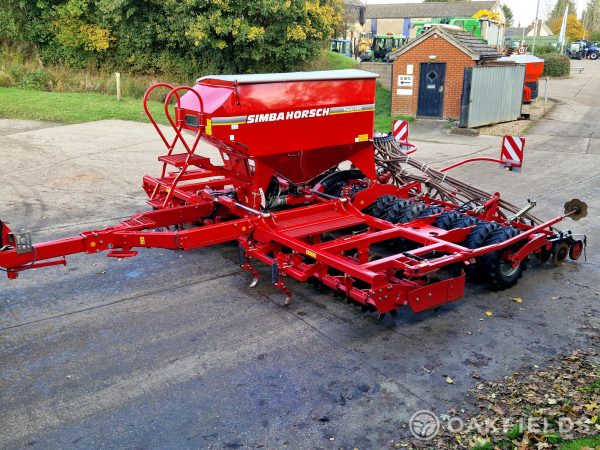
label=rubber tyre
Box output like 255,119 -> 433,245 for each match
417,206 -> 444,218
464,221 -> 499,249
384,200 -> 426,224
433,211 -> 463,230
365,195 -> 398,218
381,199 -> 411,223
478,226 -> 526,291
590,52 -> 599,60
450,215 -> 479,229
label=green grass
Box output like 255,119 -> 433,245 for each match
0,88 -> 166,124
325,51 -> 357,70
471,440 -> 493,450
560,435 -> 600,450
374,84 -> 414,132
0,68 -> 411,132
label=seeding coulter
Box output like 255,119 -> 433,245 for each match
0,69 -> 588,318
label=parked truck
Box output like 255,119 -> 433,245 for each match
567,40 -> 600,60
411,16 -> 502,47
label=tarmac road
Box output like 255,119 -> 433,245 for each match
0,60 -> 598,449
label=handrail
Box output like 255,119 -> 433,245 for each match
163,86 -> 205,157
143,83 -> 179,149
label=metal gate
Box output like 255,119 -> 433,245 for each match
417,62 -> 446,118
459,65 -> 525,128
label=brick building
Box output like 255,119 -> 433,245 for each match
389,26 -> 502,120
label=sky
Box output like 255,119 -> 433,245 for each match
501,0 -> 587,27
364,0 -> 588,27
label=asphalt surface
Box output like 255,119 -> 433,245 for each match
1,60 -> 598,449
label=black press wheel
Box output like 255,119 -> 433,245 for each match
382,199 -> 426,224
417,205 -> 444,218
365,195 -> 398,218
477,226 -> 526,291
433,211 -> 463,230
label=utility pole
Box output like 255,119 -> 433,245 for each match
531,0 -> 541,54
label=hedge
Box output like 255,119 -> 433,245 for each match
539,54 -> 570,77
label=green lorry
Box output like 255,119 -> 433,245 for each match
411,17 -> 503,47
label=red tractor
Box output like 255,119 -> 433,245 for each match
0,70 -> 587,319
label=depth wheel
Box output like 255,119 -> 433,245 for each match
478,226 -> 526,291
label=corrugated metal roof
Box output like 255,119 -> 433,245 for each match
197,70 -> 378,85
390,26 -> 502,61
366,1 -> 498,19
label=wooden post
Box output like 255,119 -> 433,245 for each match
543,77 -> 548,112
115,72 -> 121,101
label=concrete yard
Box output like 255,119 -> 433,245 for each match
1,60 -> 598,449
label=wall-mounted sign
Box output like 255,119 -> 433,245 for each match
398,75 -> 413,87
397,89 -> 413,96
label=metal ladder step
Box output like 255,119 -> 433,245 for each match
158,153 -> 209,167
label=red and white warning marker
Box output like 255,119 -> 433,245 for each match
392,119 -> 409,142
500,135 -> 525,172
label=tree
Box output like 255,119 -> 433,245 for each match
548,0 -> 577,29
551,14 -> 588,40
582,0 -> 600,35
1,0 -> 343,76
501,4 -> 514,27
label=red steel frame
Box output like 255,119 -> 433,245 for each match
0,80 -> 578,314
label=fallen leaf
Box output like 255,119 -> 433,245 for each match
466,331 -> 473,335
551,296 -> 560,300
485,311 -> 493,316
446,376 -> 454,384
510,297 -> 524,303
547,398 -> 557,405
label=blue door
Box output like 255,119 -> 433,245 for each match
417,63 -> 446,118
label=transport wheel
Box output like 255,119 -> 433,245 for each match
478,226 -> 526,291
365,195 -> 398,218
433,211 -> 463,230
